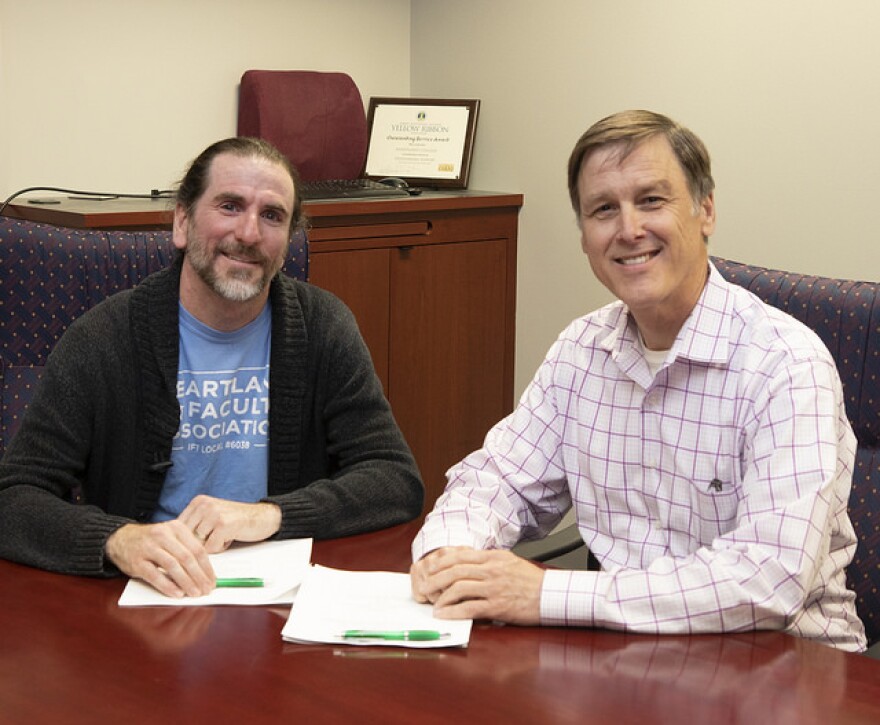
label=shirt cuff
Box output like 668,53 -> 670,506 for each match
540,568 -> 605,626
411,525 -> 484,562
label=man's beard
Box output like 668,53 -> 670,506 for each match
185,225 -> 286,302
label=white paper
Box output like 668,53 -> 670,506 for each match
281,564 -> 472,648
118,538 -> 313,607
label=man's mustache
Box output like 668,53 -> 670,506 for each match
216,244 -> 268,265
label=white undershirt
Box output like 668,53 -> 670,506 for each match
638,331 -> 669,377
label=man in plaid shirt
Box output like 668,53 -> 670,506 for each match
411,110 -> 865,651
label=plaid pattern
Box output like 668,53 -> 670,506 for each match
414,263 -> 867,651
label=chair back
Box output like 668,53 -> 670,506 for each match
237,70 -> 368,182
713,256 -> 880,647
0,218 -> 308,457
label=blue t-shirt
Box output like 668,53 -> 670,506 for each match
152,304 -> 272,522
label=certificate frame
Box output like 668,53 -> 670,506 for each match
364,98 -> 480,189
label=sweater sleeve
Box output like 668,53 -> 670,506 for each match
0,301 -> 135,576
267,283 -> 424,539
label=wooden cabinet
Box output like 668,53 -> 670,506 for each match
307,192 -> 521,508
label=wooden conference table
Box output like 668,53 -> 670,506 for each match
2,523 -> 879,724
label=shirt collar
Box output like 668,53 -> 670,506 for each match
599,262 -> 733,375
672,262 -> 733,365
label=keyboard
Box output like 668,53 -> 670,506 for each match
299,178 -> 411,200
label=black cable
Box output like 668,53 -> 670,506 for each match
0,186 -> 174,218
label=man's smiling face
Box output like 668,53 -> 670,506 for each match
178,152 -> 293,303
576,134 -> 716,349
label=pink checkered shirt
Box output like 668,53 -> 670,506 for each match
413,264 -> 866,651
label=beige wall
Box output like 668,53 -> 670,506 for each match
3,1 -> 878,399
0,0 -> 411,196
412,0 -> 880,394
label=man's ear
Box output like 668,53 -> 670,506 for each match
172,203 -> 188,252
699,192 -> 716,239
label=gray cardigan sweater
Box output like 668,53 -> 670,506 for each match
0,259 -> 423,575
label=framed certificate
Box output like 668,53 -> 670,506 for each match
364,98 -> 480,189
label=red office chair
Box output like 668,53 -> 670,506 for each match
237,70 -> 368,182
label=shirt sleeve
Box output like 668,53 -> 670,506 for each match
413,340 -> 573,561
0,304 -> 134,576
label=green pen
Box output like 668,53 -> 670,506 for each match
215,577 -> 264,588
341,630 -> 448,641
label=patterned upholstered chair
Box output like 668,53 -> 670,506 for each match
712,257 -> 880,650
0,217 -> 308,458
517,257 -> 880,650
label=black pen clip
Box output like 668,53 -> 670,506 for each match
708,478 -> 723,492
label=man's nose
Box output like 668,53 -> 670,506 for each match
617,205 -> 645,242
235,211 -> 261,244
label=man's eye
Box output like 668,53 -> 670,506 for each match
641,196 -> 664,207
591,203 -> 615,218
220,201 -> 239,212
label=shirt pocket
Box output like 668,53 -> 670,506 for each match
682,458 -> 741,545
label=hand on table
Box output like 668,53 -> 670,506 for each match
410,546 -> 545,625
105,518 -> 215,598
177,495 -> 281,554
105,496 -> 281,598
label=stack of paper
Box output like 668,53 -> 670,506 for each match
118,538 -> 313,607
281,565 -> 472,648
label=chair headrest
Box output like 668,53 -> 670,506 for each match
238,70 -> 368,182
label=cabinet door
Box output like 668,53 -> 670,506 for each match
308,248 -> 391,391
389,239 -> 509,506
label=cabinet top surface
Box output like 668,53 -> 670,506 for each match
3,190 -> 523,229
